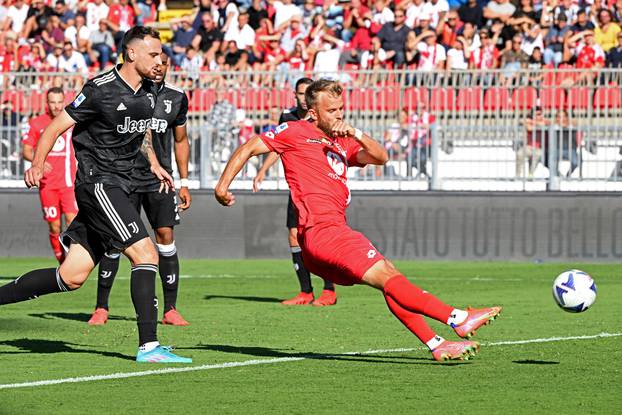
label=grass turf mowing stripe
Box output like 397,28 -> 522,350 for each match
0,332 -> 620,390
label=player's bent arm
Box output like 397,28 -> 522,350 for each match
257,151 -> 280,176
355,134 -> 389,166
215,136 -> 272,206
31,110 -> 76,169
142,129 -> 175,192
173,124 -> 190,180
22,143 -> 35,162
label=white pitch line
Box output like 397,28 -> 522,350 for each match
0,332 -> 620,390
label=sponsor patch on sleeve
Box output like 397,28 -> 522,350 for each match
275,123 -> 289,134
72,93 -> 86,108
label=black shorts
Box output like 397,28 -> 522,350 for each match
130,190 -> 180,230
286,193 -> 298,229
62,183 -> 150,263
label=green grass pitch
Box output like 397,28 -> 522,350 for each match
0,258 -> 620,414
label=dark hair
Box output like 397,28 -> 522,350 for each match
121,26 -> 161,59
47,87 -> 64,97
304,79 -> 343,110
295,77 -> 313,91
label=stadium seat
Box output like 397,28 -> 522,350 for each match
64,90 -> 76,105
377,84 -> 400,111
456,87 -> 483,112
555,64 -> 577,85
191,89 -> 215,113
28,91 -> 45,115
593,86 -> 622,109
429,88 -> 456,112
566,87 -> 591,111
403,87 -> 429,112
1,91 -> 25,114
483,87 -> 511,112
539,88 -> 566,110
511,87 -> 537,111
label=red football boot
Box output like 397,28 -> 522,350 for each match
281,292 -> 314,305
453,306 -> 502,339
162,308 -> 190,326
431,340 -> 480,362
312,290 -> 337,306
87,308 -> 109,325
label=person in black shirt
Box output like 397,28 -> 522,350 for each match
2,26 -> 191,364
606,33 -> 622,67
459,0 -> 485,28
252,77 -> 338,307
89,52 -> 192,327
192,12 -> 223,63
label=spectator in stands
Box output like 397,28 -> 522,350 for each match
376,8 -> 410,67
428,0 -> 450,30
169,16 -> 197,67
269,0 -> 301,29
4,0 -> 29,35
224,39 -> 241,67
521,24 -> 545,56
483,0 -> 515,26
280,15 -> 307,54
360,34 -> 386,76
45,43 -> 63,71
53,0 -> 75,30
58,40 -> 88,74
544,110 -> 580,178
383,108 -> 409,167
470,28 -> 500,70
339,0 -> 373,68
135,0 -> 157,26
88,18 -> 115,70
64,14 -> 90,55
248,0 -> 268,30
22,0 -> 54,40
517,107 -> 548,178
404,0 -> 434,30
40,15 -> 64,54
224,11 -> 255,51
192,11 -> 223,64
595,9 -> 621,52
544,13 -> 571,66
446,36 -> 470,72
606,32 -> 622,67
614,0 -> 622,23
0,1 -> 7,30
440,10 -> 463,49
564,30 -> 605,85
0,98 -> 22,177
407,101 -> 435,179
214,0 -> 239,33
458,0 -> 484,29
288,38 -> 309,82
416,30 -> 446,71
571,9 -> 595,34
371,0 -> 394,30
181,45 -> 204,86
553,0 -> 578,24
85,0 -> 109,33
107,0 -> 139,50
500,34 -> 529,85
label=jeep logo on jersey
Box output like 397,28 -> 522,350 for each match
117,117 -> 150,134
164,99 -> 172,114
151,118 -> 168,133
326,151 -> 345,176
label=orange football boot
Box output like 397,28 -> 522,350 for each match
453,306 -> 502,339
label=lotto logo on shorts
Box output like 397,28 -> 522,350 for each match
367,249 -> 377,259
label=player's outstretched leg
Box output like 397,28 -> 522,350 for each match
385,295 -> 479,361
282,245 -> 314,305
157,241 -> 189,326
0,244 -> 92,305
125,238 -> 191,363
312,279 -> 337,307
88,252 -> 121,325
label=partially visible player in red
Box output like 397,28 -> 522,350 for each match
22,87 -> 77,263
215,80 -> 502,361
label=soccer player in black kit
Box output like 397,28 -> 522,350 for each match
2,26 -> 192,363
88,52 -> 192,327
253,77 -> 337,306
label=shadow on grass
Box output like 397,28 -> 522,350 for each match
177,344 -> 468,366
28,312 -> 135,323
512,360 -> 560,365
0,338 -> 134,360
203,295 -> 282,303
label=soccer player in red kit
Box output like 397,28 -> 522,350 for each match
215,80 -> 502,361
22,87 -> 77,263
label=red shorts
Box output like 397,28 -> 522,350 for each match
299,223 -> 384,286
39,187 -> 78,222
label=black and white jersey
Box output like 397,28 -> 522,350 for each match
132,82 -> 189,193
279,106 -> 302,124
65,65 -> 158,193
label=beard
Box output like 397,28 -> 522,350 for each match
316,118 -> 334,137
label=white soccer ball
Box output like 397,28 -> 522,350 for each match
552,270 -> 597,313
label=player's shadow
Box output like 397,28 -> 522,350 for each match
28,312 -> 135,323
0,338 -> 133,360
512,359 -> 560,365
203,295 -> 282,303
0,276 -> 18,281
178,344 -> 464,366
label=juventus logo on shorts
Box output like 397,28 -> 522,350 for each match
166,274 -> 176,285
128,222 -> 139,235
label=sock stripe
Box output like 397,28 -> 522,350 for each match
290,246 -> 302,253
55,268 -> 69,292
132,264 -> 158,273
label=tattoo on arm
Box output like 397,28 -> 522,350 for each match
141,129 -> 155,164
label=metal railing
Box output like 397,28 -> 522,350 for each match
2,68 -> 622,191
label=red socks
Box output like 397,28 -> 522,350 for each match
384,294 -> 437,344
49,232 -> 65,263
383,274 -> 454,324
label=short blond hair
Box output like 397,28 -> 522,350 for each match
305,79 -> 343,110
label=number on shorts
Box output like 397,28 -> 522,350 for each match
43,206 -> 58,219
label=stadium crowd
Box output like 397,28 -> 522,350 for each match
1,0 -> 622,89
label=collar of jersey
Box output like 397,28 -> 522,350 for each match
114,64 -> 144,95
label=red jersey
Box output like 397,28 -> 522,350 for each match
259,120 -> 364,229
22,113 -> 76,189
107,4 -> 136,32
